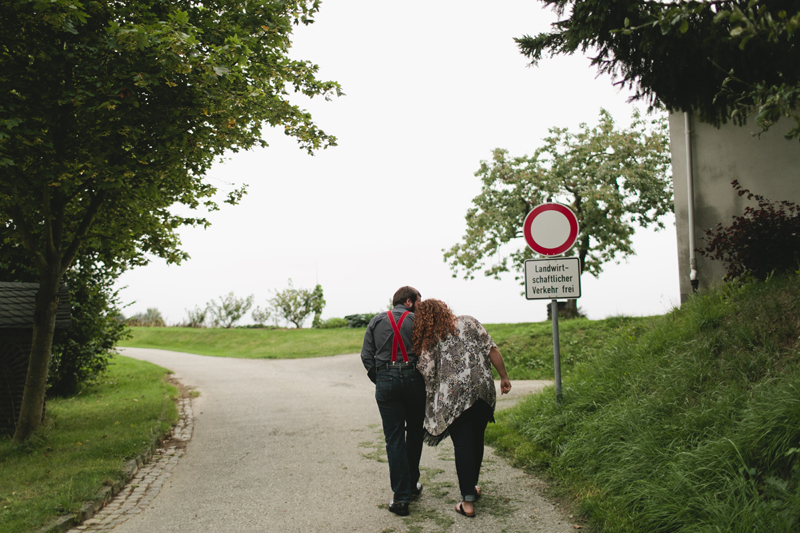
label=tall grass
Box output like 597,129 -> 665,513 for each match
486,316 -> 653,380
487,274 -> 800,532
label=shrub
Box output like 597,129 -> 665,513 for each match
317,317 -> 348,329
48,259 -> 129,397
699,181 -> 800,280
251,305 -> 272,326
344,312 -> 379,328
126,308 -> 166,327
181,306 -> 207,328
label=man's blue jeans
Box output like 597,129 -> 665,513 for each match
375,366 -> 426,503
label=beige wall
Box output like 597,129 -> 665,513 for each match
669,112 -> 800,302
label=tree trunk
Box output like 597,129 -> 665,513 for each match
13,269 -> 60,444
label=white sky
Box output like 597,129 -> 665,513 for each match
115,0 -> 682,326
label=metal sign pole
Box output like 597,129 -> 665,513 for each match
551,299 -> 562,405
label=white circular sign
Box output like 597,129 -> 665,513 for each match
523,203 -> 579,256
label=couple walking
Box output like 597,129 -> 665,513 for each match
360,286 -> 512,518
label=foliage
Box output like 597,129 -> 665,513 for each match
487,273 -> 800,533
699,181 -> 800,280
0,0 -> 339,442
181,306 -> 207,328
310,284 -> 326,328
444,109 -> 672,285
48,259 -> 129,397
126,308 -> 166,327
344,313 -> 380,328
0,238 -> 127,398
120,326 -> 366,359
517,0 -> 800,139
251,305 -> 272,327
269,280 -> 325,328
0,356 -> 177,532
207,292 -> 253,328
317,317 -> 349,329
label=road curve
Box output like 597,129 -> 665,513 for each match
112,347 -> 577,533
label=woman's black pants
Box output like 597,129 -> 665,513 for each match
448,400 -> 493,502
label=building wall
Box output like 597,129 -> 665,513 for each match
669,112 -> 800,302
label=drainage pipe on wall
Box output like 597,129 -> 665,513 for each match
684,112 -> 699,292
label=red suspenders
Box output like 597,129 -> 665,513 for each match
387,311 -> 410,364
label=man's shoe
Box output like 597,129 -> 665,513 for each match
388,500 -> 409,516
411,483 -> 423,499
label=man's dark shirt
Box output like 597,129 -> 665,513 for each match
361,304 -> 417,383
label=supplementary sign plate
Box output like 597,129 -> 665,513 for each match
524,257 -> 581,300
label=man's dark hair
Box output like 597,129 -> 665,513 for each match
392,286 -> 421,307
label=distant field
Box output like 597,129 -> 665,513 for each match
119,315 -> 656,380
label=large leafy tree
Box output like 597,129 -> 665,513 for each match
517,0 -> 800,139
444,109 -> 672,312
0,0 -> 340,443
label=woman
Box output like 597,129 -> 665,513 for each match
412,299 -> 512,518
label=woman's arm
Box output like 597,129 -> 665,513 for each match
488,346 -> 511,394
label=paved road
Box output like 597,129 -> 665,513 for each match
112,348 -> 578,533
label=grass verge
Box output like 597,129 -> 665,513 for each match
486,316 -> 654,380
118,326 -> 366,359
486,274 -> 800,533
0,356 -> 178,533
119,317 -> 653,381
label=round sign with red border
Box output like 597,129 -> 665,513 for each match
523,203 -> 579,256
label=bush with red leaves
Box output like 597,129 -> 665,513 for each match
699,181 -> 800,280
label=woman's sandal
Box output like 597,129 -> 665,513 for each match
455,501 -> 476,518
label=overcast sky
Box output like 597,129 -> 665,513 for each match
115,0 -> 681,326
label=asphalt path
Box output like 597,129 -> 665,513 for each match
114,347 -> 579,532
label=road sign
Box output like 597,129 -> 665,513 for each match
523,203 -> 579,256
524,257 -> 581,300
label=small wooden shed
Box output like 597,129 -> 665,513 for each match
0,282 -> 70,437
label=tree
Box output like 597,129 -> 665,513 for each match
270,280 -> 325,328
517,0 -> 800,139
310,284 -> 326,328
207,292 -> 254,328
0,0 -> 340,443
444,109 -> 672,314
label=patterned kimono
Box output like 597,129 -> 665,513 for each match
417,315 -> 497,445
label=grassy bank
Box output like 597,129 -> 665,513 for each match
118,326 -> 366,359
0,357 -> 177,533
486,316 -> 653,380
486,274 -> 800,533
119,317 -> 653,381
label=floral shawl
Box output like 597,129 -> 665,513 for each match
417,315 -> 497,445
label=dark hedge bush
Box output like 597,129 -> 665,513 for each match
699,181 -> 800,280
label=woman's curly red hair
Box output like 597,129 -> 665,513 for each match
413,299 -> 457,354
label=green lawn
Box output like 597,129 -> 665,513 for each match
119,317 -> 654,381
0,357 -> 177,533
118,326 -> 366,359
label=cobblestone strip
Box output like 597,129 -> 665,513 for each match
65,397 -> 194,533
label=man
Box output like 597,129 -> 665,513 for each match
361,286 -> 425,516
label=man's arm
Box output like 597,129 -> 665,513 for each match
361,319 -> 378,383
